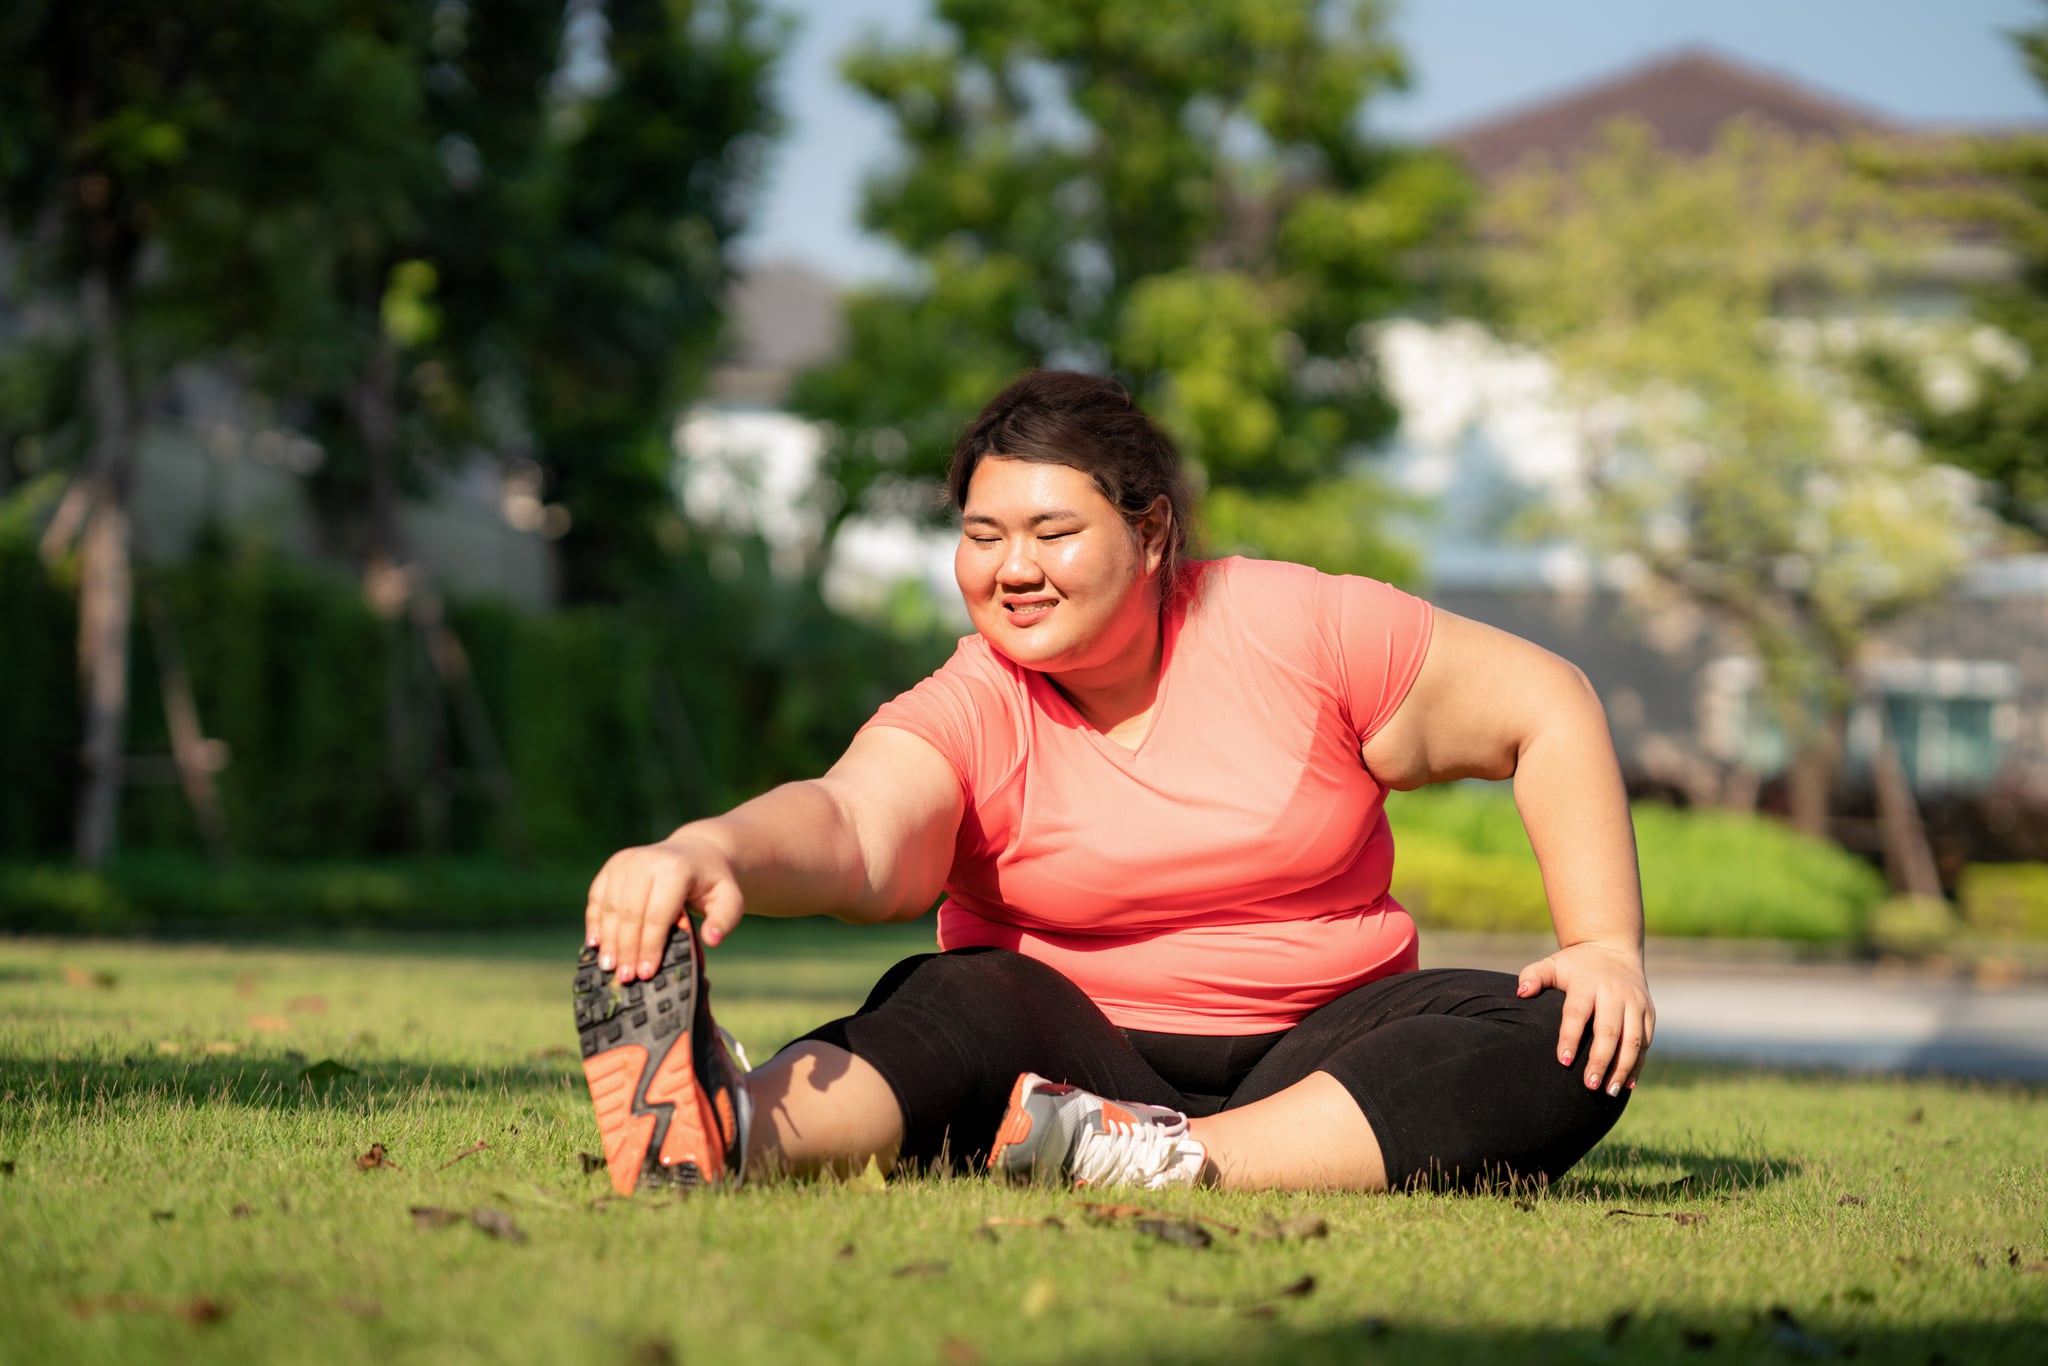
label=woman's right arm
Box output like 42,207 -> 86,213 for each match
586,726 -> 966,983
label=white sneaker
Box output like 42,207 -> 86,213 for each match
987,1072 -> 1206,1190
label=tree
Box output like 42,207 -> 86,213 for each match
792,0 -> 1468,582
1855,1 -> 2048,542
0,0 -> 386,864
1481,120 -> 1990,839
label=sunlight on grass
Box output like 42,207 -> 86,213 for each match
3,929 -> 2045,1366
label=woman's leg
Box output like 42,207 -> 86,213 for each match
754,947 -> 1186,1176
1189,969 -> 1629,1192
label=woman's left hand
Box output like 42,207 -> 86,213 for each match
1516,941 -> 1655,1097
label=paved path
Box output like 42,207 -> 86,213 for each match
1422,936 -> 2048,1083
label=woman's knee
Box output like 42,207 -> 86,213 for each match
862,947 -> 1077,1017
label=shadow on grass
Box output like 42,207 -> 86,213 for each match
1074,1314 -> 2045,1366
0,1051 -> 583,1113
1561,1140 -> 1801,1200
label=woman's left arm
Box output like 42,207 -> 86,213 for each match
1359,609 -> 1655,1096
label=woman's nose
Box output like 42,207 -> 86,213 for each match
997,538 -> 1040,584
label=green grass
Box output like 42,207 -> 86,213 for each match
3,924 -> 2045,1366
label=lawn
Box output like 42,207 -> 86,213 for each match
2,923 -> 2044,1366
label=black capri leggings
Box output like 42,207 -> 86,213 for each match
798,947 -> 1629,1191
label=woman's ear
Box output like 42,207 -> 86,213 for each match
1137,494 -> 1171,576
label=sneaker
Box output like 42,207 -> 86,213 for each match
573,918 -> 752,1195
988,1072 -> 1206,1190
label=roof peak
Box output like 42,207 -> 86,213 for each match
1439,44 -> 1904,185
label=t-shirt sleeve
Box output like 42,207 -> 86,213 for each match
859,640 -> 1015,799
1318,572 -> 1436,744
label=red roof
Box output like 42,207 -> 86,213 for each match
1441,47 -> 1902,183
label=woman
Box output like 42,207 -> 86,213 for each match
573,370 -> 1654,1196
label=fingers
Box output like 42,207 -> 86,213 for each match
630,865 -> 685,983
1554,976 -> 1594,1073
1516,956 -> 1558,1000
1579,987 -> 1626,1093
696,877 -> 745,949
1625,1004 -> 1657,1090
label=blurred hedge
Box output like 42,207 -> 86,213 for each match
1387,785 -> 1890,942
0,854 -> 590,935
1958,863 -> 2048,940
0,530 -> 954,866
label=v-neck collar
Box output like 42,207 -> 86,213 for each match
1027,595 -> 1186,764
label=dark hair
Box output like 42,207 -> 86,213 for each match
948,370 -> 1197,603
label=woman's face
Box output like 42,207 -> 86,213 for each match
955,456 -> 1167,676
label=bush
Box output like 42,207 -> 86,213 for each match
1958,863 -> 2048,940
0,854 -> 592,936
1387,785 -> 1888,942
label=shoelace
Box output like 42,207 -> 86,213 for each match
1071,1115 -> 1188,1188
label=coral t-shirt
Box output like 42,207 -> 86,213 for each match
863,556 -> 1434,1034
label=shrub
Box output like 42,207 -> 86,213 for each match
1958,863 -> 2048,940
0,855 -> 591,935
1386,786 -> 1887,942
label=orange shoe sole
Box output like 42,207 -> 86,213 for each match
573,926 -> 728,1195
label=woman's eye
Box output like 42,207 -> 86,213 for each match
967,535 -> 1000,544
1038,532 -> 1074,541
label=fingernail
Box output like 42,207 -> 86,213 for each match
1628,1079 -> 1637,1091
586,934 -> 598,948
1586,1071 -> 1602,1089
599,953 -> 614,971
1607,1080 -> 1622,1097
1559,1050 -> 1573,1066
639,961 -> 655,979
703,926 -> 722,947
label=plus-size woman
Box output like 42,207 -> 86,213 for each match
572,370 -> 1654,1195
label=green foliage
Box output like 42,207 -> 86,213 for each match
1482,120 -> 1983,783
793,0 -> 1468,578
1387,786 -> 1888,942
1854,3 -> 2048,541
0,530 -> 79,853
0,536 -> 954,866
0,855 -> 591,935
1959,862 -> 2048,939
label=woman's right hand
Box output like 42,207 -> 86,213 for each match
585,831 -> 746,983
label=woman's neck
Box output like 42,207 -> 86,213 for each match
1048,605 -> 1166,745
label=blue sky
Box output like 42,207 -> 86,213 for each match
739,0 -> 2048,282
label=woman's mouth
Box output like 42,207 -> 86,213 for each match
1003,598 -> 1057,623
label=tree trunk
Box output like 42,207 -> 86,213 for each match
1872,711 -> 1943,899
72,264 -> 142,867
1782,707 -> 1845,841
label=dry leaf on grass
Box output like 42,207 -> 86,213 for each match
248,1014 -> 291,1034
70,1294 -> 228,1325
437,1140 -> 490,1170
891,1261 -> 950,1278
60,965 -> 117,990
1170,1275 -> 1316,1312
356,1143 -> 400,1172
1134,1218 -> 1212,1249
941,1336 -> 981,1365
1076,1201 -> 1238,1235
410,1206 -> 464,1230
231,1203 -> 254,1219
1248,1214 -> 1328,1242
202,1041 -> 241,1056
285,996 -> 328,1014
1606,1208 -> 1706,1227
530,1045 -> 571,1061
150,1209 -> 175,1223
469,1207 -> 528,1244
1837,1194 -> 1865,1207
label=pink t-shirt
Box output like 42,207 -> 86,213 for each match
863,556 -> 1435,1034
